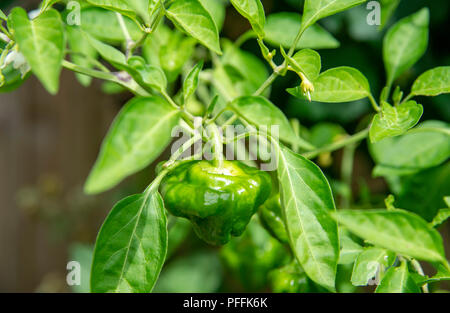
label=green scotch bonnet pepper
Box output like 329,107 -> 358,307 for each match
160,160 -> 272,245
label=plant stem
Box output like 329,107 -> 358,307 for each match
303,128 -> 369,159
253,72 -> 278,96
400,93 -> 413,105
224,131 -> 258,144
161,90 -> 180,109
287,27 -> 306,57
116,12 -> 134,58
341,144 -> 356,209
254,25 -> 305,96
165,131 -> 202,167
0,24 -> 12,40
208,124 -> 224,168
66,50 -> 110,72
61,60 -> 149,96
62,60 -> 118,81
0,41 -> 14,69
368,94 -> 381,112
221,114 -> 239,129
410,259 -> 429,293
129,32 -> 149,56
382,81 -> 392,102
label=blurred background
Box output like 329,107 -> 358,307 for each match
0,0 -> 448,292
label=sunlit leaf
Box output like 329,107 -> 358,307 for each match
277,146 -> 339,290
370,121 -> 450,176
85,0 -> 136,19
288,49 -> 321,81
85,97 -> 180,194
369,101 -> 423,143
411,66 -> 450,97
288,67 -> 371,103
351,247 -> 395,286
301,0 -> 367,31
8,8 -> 65,94
166,0 -> 221,54
229,96 -> 306,147
383,8 -> 429,84
375,262 -> 421,293
230,0 -> 266,38
183,61 -> 203,103
91,192 -> 167,292
334,209 -> 447,263
78,7 -> 142,44
67,26 -> 98,86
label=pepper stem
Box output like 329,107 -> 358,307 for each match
208,123 -> 224,169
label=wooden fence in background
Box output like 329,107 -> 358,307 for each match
0,71 -> 122,292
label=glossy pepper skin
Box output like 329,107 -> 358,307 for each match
258,193 -> 289,244
160,160 -> 272,245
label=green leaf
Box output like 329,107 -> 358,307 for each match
199,0 -> 226,31
142,23 -> 171,67
8,8 -> 65,95
375,262 -> 421,293
229,96 -> 303,146
0,9 -> 7,20
85,97 -> 180,194
166,0 -> 222,54
85,0 -> 136,19
127,56 -> 167,93
379,0 -> 401,30
301,0 -> 367,31
383,8 -> 429,84
91,192 -> 167,292
67,26 -> 98,87
370,121 -> 450,176
288,49 -> 321,81
183,61 -> 203,103
339,231 -> 363,265
159,31 -> 196,82
351,248 -> 395,286
264,12 -> 339,50
84,32 -> 127,67
288,66 -> 371,103
277,146 -> 339,290
430,208 -> 450,228
127,0 -> 153,24
334,209 -> 447,263
370,101 -> 423,143
230,0 -> 266,38
78,7 -> 142,44
0,63 -> 30,93
149,0 -> 162,17
221,40 -> 269,95
84,38 -> 166,93
411,66 -> 450,97
153,251 -> 222,293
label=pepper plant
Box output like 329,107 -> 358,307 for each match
1,0 -> 449,293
